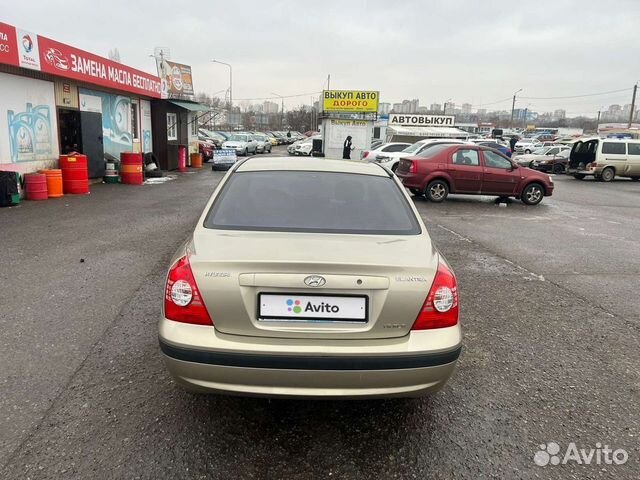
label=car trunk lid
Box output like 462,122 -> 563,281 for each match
189,229 -> 438,339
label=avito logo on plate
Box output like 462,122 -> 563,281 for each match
286,299 -> 302,314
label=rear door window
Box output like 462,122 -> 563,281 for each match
627,143 -> 640,155
382,144 -> 409,152
205,171 -> 421,235
602,142 -> 626,155
452,149 -> 480,166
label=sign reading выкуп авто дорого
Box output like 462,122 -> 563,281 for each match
322,90 -> 379,113
388,114 -> 456,127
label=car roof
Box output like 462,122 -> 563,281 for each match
235,157 -> 390,176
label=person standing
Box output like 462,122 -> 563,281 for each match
342,135 -> 353,159
509,136 -> 518,152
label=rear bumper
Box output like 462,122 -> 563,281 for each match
396,171 -> 424,189
159,320 -> 461,398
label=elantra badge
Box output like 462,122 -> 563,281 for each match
304,275 -> 326,287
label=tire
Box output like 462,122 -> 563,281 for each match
525,149 -> 532,154
631,176 -> 639,181
425,179 -> 449,202
551,163 -> 565,174
391,164 -> 398,173
600,167 -> 615,182
145,170 -> 163,178
573,174 -> 585,180
244,149 -> 248,156
410,188 -> 424,197
521,183 -> 544,205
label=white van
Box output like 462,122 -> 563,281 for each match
566,137 -> 640,181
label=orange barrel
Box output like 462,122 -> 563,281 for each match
60,154 -> 89,194
190,153 -> 203,169
120,152 -> 144,185
39,169 -> 64,198
24,173 -> 48,201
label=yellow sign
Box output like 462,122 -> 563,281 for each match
323,90 -> 379,113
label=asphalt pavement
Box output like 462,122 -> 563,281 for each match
1,154 -> 638,479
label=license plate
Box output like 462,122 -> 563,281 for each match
258,293 -> 367,322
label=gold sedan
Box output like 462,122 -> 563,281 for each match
159,157 -> 461,398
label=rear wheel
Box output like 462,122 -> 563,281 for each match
525,149 -> 532,154
573,174 -> 585,180
631,176 -> 639,181
600,167 -> 615,182
521,183 -> 544,205
391,164 -> 398,173
425,180 -> 449,202
552,163 -> 565,174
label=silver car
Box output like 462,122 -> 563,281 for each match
159,157 -> 462,398
252,134 -> 273,154
221,133 -> 258,156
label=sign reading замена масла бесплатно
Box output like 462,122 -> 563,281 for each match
388,114 -> 456,127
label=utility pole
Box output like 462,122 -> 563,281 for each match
327,74 -> 331,91
510,89 -> 522,129
628,83 -> 637,128
597,110 -> 601,124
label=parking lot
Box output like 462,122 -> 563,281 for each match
1,153 -> 638,479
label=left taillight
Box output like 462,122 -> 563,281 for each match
409,160 -> 417,173
411,261 -> 459,330
164,256 -> 213,326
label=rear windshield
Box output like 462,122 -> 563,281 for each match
204,171 -> 421,235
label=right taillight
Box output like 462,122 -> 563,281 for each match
164,256 -> 213,326
412,262 -> 459,330
362,151 -> 370,159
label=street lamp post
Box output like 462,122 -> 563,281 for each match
212,60 -> 232,122
510,89 -> 523,129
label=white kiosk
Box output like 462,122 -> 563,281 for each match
319,90 -> 379,159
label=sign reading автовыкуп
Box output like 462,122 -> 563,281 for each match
323,90 -> 379,113
389,114 -> 456,127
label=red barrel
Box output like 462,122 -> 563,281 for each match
120,152 -> 144,185
60,154 -> 89,194
25,173 -> 48,201
178,145 -> 187,172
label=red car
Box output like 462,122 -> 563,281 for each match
198,137 -> 216,161
396,144 -> 554,205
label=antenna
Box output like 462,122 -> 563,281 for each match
153,47 -> 171,60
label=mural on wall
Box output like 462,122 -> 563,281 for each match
0,72 -> 58,169
79,88 -> 133,159
140,99 -> 153,153
7,103 -> 54,162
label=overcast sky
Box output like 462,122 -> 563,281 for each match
3,0 -> 639,116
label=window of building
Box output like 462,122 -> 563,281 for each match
167,113 -> 177,141
602,142 -> 626,155
190,114 -> 198,136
